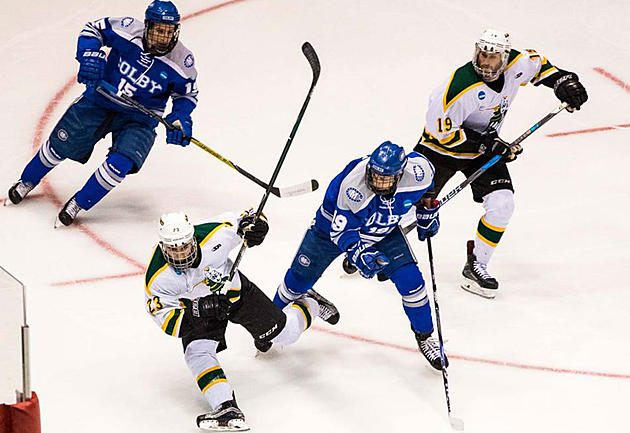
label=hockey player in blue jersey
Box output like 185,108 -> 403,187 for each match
6,1 -> 198,226
272,141 -> 447,370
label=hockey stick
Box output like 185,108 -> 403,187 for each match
95,82 -> 318,198
426,237 -> 464,431
401,102 -> 569,235
229,42 -> 320,280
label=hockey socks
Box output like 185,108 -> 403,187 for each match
391,264 -> 434,334
474,190 -> 514,264
273,271 -> 311,308
21,140 -> 65,186
74,152 -> 133,210
185,339 -> 233,410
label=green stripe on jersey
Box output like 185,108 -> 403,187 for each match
164,309 -> 182,336
444,62 -> 483,109
145,246 -> 167,288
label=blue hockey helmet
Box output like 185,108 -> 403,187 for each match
365,141 -> 407,196
143,1 -> 181,56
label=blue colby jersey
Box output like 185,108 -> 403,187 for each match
77,16 -> 198,117
314,152 -> 435,251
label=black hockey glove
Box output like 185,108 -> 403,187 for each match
554,73 -> 588,112
238,211 -> 269,247
479,133 -> 518,163
192,294 -> 231,321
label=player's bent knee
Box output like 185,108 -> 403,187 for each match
284,269 -> 314,296
270,310 -> 302,347
390,263 -> 425,296
106,152 -> 134,178
484,189 -> 515,220
184,339 -> 220,364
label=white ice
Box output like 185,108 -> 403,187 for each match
1,1 -> 629,432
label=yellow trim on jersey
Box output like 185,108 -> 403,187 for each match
161,309 -> 176,334
480,216 -> 506,233
421,140 -> 482,158
228,287 -> 241,303
145,259 -> 169,296
533,66 -> 558,83
442,73 -> 485,111
199,222 -> 230,248
424,128 -> 465,147
504,53 -> 523,72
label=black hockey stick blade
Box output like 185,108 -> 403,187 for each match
302,42 -> 321,85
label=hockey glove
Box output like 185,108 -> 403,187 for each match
192,294 -> 231,321
554,73 -> 588,112
77,50 -> 107,88
164,112 -> 193,146
416,201 -> 440,241
238,211 -> 269,247
479,134 -> 518,163
347,242 -> 389,279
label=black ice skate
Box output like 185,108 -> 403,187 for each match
6,180 -> 35,205
55,196 -> 83,227
197,399 -> 249,432
307,289 -> 340,325
461,240 -> 499,299
414,331 -> 448,371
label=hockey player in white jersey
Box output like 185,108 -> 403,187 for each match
414,29 -> 588,298
272,141 -> 448,371
145,211 -> 339,432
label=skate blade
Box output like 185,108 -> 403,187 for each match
54,216 -> 63,229
3,198 -> 11,206
198,419 -> 250,432
460,278 -> 497,299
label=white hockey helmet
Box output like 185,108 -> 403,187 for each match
472,29 -> 511,82
158,212 -> 197,270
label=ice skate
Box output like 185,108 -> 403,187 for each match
6,180 -> 35,205
415,332 -> 448,371
197,399 -> 249,432
55,196 -> 83,227
306,289 -> 340,325
461,240 -> 498,299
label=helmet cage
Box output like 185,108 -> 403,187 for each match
143,20 -> 180,56
366,169 -> 403,196
160,236 -> 197,271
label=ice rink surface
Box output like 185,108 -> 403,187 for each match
1,1 -> 629,432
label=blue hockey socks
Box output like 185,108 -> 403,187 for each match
20,140 -> 65,185
75,152 -> 134,210
390,264 -> 434,334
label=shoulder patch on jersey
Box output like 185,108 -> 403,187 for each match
160,42 -> 197,79
145,245 -> 168,289
397,154 -> 435,193
345,187 -> 364,203
443,62 -> 484,111
120,17 -> 134,27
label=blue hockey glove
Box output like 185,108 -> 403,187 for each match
348,242 -> 390,279
416,202 -> 440,241
164,112 -> 193,147
77,50 -> 107,88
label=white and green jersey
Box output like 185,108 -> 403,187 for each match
418,48 -> 557,159
144,212 -> 244,338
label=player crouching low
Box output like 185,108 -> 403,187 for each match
144,210 -> 338,432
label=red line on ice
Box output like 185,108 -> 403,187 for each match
546,67 -> 630,137
311,326 -> 630,380
51,271 -> 144,287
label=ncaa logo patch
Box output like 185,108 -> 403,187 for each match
412,165 -> 425,182
403,199 -> 413,208
184,54 -> 195,68
57,129 -> 68,142
346,187 -> 363,203
478,90 -> 486,100
121,17 -> 134,27
298,254 -> 311,267
160,71 -> 168,80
